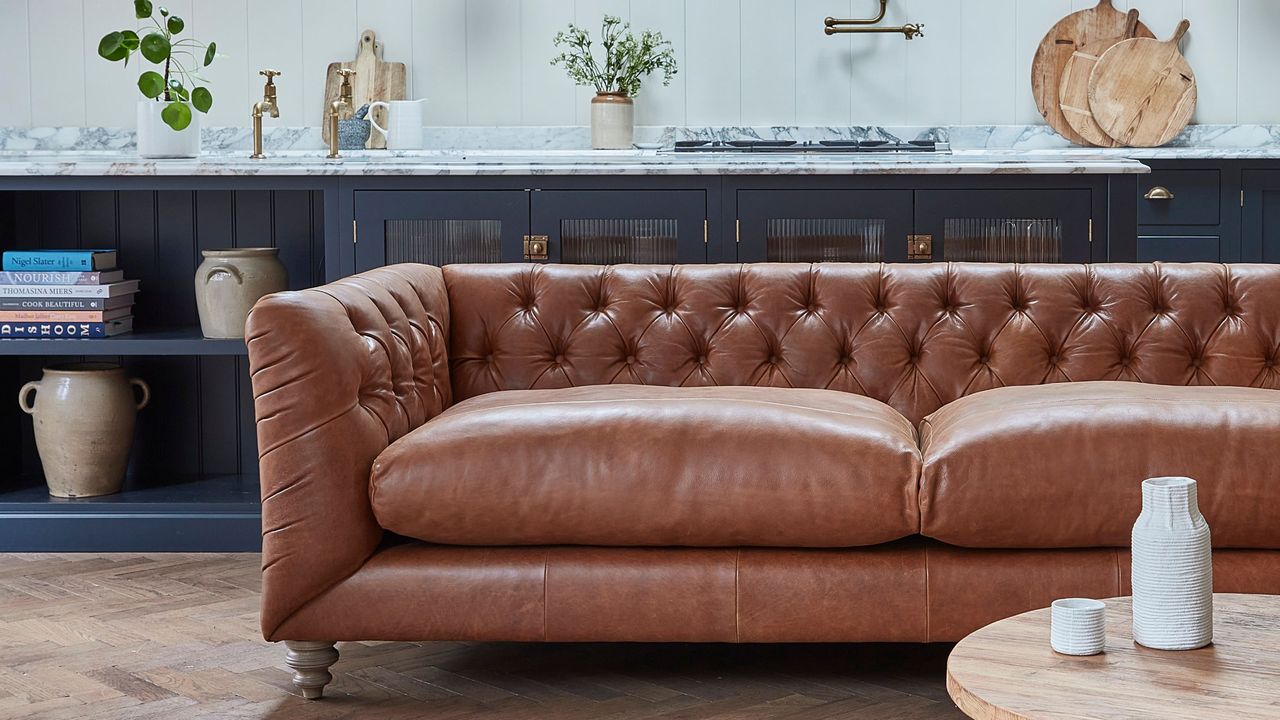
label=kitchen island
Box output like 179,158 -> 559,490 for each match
3,128 -> 1277,552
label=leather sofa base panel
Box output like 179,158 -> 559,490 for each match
270,542 -> 1280,643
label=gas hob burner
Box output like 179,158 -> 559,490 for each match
670,139 -> 949,154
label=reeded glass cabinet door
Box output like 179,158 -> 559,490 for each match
354,190 -> 529,271
915,190 -> 1094,263
531,190 -> 707,264
736,190 -> 915,262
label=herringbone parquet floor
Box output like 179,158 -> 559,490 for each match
0,553 -> 966,720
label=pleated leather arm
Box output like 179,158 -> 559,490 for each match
245,264 -> 452,639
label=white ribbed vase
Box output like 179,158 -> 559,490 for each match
1131,476 -> 1213,650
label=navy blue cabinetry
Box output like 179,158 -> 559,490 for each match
0,176 -> 336,551
0,166 -> 1238,551
729,177 -> 1111,264
351,180 -> 712,271
1139,161 -> 1240,262
1242,169 -> 1280,263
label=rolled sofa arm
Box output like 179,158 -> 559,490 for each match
245,264 -> 452,639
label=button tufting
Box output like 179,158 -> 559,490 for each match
626,355 -> 636,365
485,354 -> 495,363
698,355 -> 708,364
554,354 -> 566,364
770,355 -> 781,364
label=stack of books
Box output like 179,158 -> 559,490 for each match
0,250 -> 138,338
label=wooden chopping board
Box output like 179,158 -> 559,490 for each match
1031,0 -> 1154,146
1089,20 -> 1196,148
1058,9 -> 1141,148
321,29 -> 407,150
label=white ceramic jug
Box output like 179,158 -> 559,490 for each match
368,99 -> 427,150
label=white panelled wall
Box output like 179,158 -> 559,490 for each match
0,0 -> 1276,129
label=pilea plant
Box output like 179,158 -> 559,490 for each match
551,15 -> 677,97
97,0 -> 217,131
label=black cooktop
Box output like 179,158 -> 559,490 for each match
670,140 -> 950,154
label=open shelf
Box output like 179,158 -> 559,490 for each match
0,327 -> 246,356
0,474 -> 262,551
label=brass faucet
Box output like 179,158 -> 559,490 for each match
250,70 -> 281,159
825,0 -> 924,39
327,69 -> 356,159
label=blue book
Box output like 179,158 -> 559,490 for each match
2,250 -> 118,272
0,318 -> 133,338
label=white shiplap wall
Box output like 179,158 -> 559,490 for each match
0,0 -> 1275,128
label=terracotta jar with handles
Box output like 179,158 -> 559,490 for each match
18,363 -> 151,498
194,248 -> 288,339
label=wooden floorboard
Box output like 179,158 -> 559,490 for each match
0,554 -> 966,719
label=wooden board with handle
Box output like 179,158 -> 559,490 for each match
1089,20 -> 1196,148
1031,0 -> 1154,147
321,29 -> 407,150
1058,9 -> 1141,148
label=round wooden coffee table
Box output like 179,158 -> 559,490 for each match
947,593 -> 1280,719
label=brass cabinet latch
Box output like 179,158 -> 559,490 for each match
523,235 -> 549,261
907,235 -> 933,260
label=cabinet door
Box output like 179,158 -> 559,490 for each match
354,190 -> 528,271
915,190 -> 1094,263
736,190 -> 914,263
1242,170 -> 1280,263
530,190 -> 707,264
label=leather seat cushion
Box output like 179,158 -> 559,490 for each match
920,381 -> 1280,549
370,385 -> 921,547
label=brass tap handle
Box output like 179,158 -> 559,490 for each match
335,68 -> 356,102
260,69 -> 282,80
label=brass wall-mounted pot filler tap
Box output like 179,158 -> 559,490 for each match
328,69 -> 357,159
250,70 -> 281,160
825,0 -> 923,39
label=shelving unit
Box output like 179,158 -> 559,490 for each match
0,474 -> 261,551
0,328 -> 246,356
0,182 -> 331,551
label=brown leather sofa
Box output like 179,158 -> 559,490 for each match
246,262 -> 1280,699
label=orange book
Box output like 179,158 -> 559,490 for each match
0,307 -> 131,323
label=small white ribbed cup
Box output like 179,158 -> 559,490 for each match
1051,598 -> 1106,656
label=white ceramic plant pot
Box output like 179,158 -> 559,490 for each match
591,92 -> 634,150
136,100 -> 200,159
1131,476 -> 1214,651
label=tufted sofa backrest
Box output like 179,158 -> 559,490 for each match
443,263 -> 1280,425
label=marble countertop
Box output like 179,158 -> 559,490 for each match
6,124 -> 1280,176
0,148 -> 1152,176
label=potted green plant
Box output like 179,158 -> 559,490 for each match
97,0 -> 216,158
552,16 -> 677,150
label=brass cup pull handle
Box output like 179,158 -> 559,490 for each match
1144,186 -> 1175,201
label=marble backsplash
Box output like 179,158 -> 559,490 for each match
3,124 -> 1280,153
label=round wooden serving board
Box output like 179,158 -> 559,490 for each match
947,594 -> 1280,720
1059,9 -> 1141,148
1031,0 -> 1154,146
1089,20 -> 1197,148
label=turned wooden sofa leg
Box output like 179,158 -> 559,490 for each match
284,641 -> 339,699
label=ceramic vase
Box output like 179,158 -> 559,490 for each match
18,363 -> 151,498
1131,476 -> 1213,650
137,100 -> 201,159
591,92 -> 634,150
194,248 -> 288,339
